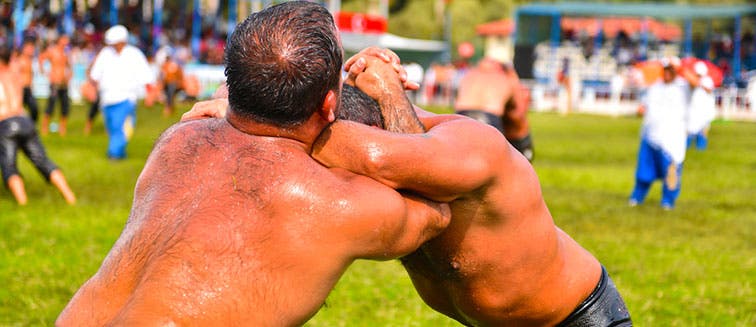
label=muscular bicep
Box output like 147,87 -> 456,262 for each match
313,118 -> 506,202
331,172 -> 450,261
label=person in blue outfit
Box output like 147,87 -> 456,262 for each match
629,57 -> 701,210
88,25 -> 153,159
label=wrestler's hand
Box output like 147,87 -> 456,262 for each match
345,47 -> 419,91
180,98 -> 229,121
351,58 -> 407,106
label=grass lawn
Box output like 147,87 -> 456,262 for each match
0,101 -> 753,326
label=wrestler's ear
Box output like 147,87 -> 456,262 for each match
320,90 -> 337,122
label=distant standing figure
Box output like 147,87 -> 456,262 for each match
89,25 -> 153,160
0,45 -> 76,205
557,57 -> 580,114
629,58 -> 700,210
455,58 -> 534,161
686,62 -> 716,150
13,40 -> 40,122
160,54 -> 184,117
38,35 -> 71,136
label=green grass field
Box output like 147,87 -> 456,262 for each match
0,101 -> 754,326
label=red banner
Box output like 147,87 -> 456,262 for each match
335,11 -> 388,34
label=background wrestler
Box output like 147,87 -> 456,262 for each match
0,45 -> 76,205
454,57 -> 534,162
38,35 -> 72,136
13,39 -> 40,122
160,54 -> 184,117
310,51 -> 632,326
56,2 -> 449,325
500,63 -> 535,162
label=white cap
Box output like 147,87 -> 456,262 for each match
105,25 -> 129,45
694,61 -> 708,76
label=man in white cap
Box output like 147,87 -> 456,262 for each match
686,61 -> 716,150
89,25 -> 154,159
629,57 -> 701,210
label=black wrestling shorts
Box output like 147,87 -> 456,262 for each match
456,109 -> 504,134
0,116 -> 58,182
164,82 -> 180,106
22,86 -> 39,122
45,84 -> 70,117
508,133 -> 534,162
556,266 -> 632,327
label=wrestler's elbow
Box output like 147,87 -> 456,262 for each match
390,199 -> 451,257
360,144 -> 403,189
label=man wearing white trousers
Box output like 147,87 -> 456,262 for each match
89,25 -> 153,159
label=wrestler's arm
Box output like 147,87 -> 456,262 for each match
328,169 -> 451,260
312,117 -> 506,202
314,57 -> 506,201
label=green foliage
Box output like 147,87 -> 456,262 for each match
0,102 -> 754,325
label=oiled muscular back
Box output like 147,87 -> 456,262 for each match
58,119 -> 359,326
14,55 -> 34,87
0,69 -> 24,120
454,61 -> 517,116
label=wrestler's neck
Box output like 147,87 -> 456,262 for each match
226,110 -> 329,152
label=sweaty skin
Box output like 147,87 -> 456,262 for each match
39,37 -> 71,86
0,59 -> 76,205
161,60 -> 184,86
500,67 -> 531,140
0,64 -> 24,119
454,58 -> 516,117
57,102 -> 450,325
312,57 -> 602,326
15,44 -> 35,89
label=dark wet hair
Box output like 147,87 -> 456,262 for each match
339,84 -> 384,128
224,1 -> 343,127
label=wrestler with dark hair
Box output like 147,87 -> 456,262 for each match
0,45 -> 76,205
312,52 -> 631,327
57,2 -> 449,325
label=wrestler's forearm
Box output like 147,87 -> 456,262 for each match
377,89 -> 425,134
313,120 -> 494,202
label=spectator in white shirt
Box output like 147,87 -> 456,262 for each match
629,57 -> 701,210
686,62 -> 716,150
89,25 -> 154,159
